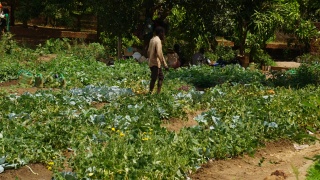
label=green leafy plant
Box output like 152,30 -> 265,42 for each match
297,53 -> 320,64
1,38 -> 320,179
213,45 -> 236,63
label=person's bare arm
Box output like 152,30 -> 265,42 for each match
156,42 -> 168,68
147,43 -> 152,58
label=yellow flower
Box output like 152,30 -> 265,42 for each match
88,172 -> 94,177
48,161 -> 54,166
142,138 -> 149,141
47,166 -> 52,171
111,128 -> 115,131
120,132 -> 125,137
267,89 -> 275,94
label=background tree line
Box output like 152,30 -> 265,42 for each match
4,0 -> 320,61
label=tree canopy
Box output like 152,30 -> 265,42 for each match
6,0 -> 320,58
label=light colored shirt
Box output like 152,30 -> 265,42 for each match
147,36 -> 167,68
0,12 -> 4,19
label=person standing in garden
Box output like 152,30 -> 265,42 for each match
192,47 -> 206,65
147,26 -> 168,94
0,2 -> 4,33
2,7 -> 9,32
174,44 -> 186,67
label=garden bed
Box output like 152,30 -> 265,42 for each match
1,28 -> 320,179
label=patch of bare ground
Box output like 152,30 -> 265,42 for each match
91,101 -> 108,109
275,62 -> 301,68
263,61 -> 301,79
0,80 -> 39,95
0,150 -> 74,180
161,110 -> 202,132
0,164 -> 52,180
190,138 -> 320,180
161,109 -> 320,180
37,54 -> 57,62
0,80 -> 61,95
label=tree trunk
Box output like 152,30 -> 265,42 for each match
117,36 -> 122,59
96,16 -> 101,42
237,18 -> 248,56
76,15 -> 81,32
9,1 -> 16,26
210,36 -> 218,52
22,20 -> 28,28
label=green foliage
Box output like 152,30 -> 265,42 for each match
0,33 -> 21,55
297,53 -> 320,64
307,155 -> 320,180
167,1 -> 234,53
99,33 -> 142,57
36,38 -> 72,54
269,62 -> 320,88
213,45 -> 236,62
41,3 -> 73,28
167,65 -> 267,88
0,58 -> 21,83
2,39 -> 320,179
298,0 -> 320,21
95,0 -> 143,38
294,20 -> 320,51
14,0 -> 44,25
252,49 -> 275,66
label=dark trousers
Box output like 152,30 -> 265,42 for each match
149,66 -> 164,93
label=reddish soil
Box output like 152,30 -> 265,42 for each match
162,111 -> 201,132
190,139 -> 320,180
0,164 -> 52,180
0,80 -> 39,95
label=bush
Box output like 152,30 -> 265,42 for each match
213,45 -> 236,63
297,53 -> 320,64
252,49 -> 275,66
269,63 -> 320,88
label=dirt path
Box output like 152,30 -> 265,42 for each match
190,139 -> 320,180
164,109 -> 320,180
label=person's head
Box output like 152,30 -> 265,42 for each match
174,44 -> 180,52
154,26 -> 165,40
3,8 -> 9,14
199,47 -> 205,54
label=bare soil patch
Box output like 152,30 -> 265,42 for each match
162,111 -> 201,132
190,139 -> 320,180
275,62 -> 301,68
91,102 -> 108,109
0,164 -> 52,180
0,80 -> 60,95
0,80 -> 39,95
37,54 -> 57,62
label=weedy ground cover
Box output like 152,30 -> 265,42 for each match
1,37 -> 320,179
